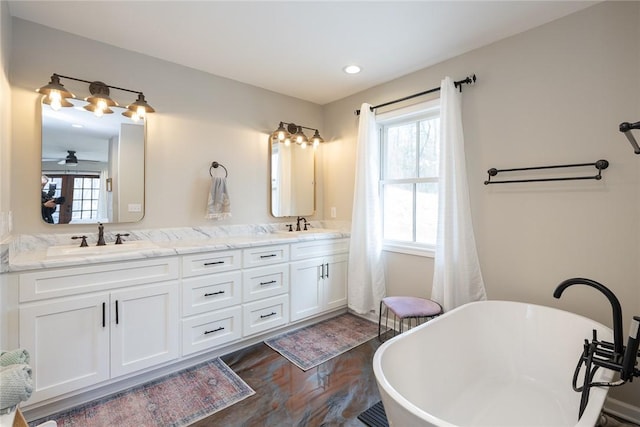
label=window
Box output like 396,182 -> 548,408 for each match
379,100 -> 440,256
71,176 -> 101,221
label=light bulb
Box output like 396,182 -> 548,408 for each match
313,140 -> 320,149
130,112 -> 140,122
284,137 -> 291,147
277,130 -> 286,141
137,106 -> 146,118
94,108 -> 104,118
49,91 -> 62,110
97,99 -> 107,110
301,141 -> 307,149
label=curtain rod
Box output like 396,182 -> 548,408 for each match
354,74 -> 476,116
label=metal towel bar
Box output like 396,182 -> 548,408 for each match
484,160 -> 609,185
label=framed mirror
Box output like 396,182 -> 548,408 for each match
270,137 -> 315,217
41,99 -> 145,224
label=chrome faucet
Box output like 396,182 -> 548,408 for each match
97,222 -> 106,246
296,216 -> 308,231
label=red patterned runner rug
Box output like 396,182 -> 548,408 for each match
29,358 -> 254,427
264,313 -> 379,371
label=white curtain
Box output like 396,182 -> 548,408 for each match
431,77 -> 486,311
348,103 -> 386,314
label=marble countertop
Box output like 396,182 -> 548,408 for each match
6,222 -> 351,272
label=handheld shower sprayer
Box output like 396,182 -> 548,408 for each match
622,316 -> 640,381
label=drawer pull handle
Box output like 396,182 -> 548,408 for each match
102,302 -> 106,328
260,254 -> 277,259
204,290 -> 225,297
204,261 -> 225,266
260,280 -> 277,286
204,327 -> 224,335
115,300 -> 119,325
260,312 -> 277,319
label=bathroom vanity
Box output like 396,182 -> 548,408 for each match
4,225 -> 349,412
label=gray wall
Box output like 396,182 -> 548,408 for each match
9,19 -> 324,233
322,1 -> 640,407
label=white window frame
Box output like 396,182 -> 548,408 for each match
377,99 -> 440,258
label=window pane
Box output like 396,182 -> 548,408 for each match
384,122 -> 417,179
416,183 -> 438,245
419,118 -> 440,177
383,183 -> 413,241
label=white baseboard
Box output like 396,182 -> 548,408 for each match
604,397 -> 640,424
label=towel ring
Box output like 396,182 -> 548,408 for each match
209,161 -> 228,178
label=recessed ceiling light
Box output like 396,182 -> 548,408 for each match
71,124 -> 83,128
343,65 -> 361,74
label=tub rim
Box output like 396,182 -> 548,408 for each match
372,300 -> 614,427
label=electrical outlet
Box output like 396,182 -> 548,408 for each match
128,203 -> 142,212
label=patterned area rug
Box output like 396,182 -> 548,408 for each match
264,313 -> 379,371
29,358 -> 254,427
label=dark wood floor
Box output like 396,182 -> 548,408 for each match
191,335 -> 386,427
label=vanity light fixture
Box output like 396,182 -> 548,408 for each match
271,122 -> 325,148
37,73 -> 155,120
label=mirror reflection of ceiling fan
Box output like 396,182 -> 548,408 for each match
58,150 -> 78,166
43,150 -> 103,166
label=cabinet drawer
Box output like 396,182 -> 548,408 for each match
242,294 -> 289,337
242,264 -> 289,303
19,257 -> 179,302
181,306 -> 242,356
290,239 -> 349,261
182,271 -> 242,317
242,245 -> 289,268
182,250 -> 242,277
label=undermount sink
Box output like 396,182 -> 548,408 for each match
46,240 -> 159,258
272,228 -> 339,236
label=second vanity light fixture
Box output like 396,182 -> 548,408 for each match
37,73 -> 155,121
272,122 -> 324,148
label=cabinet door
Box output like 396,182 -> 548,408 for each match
110,282 -> 179,377
324,254 -> 349,311
290,258 -> 323,321
19,293 -> 110,404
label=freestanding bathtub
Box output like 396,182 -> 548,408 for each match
373,300 -> 615,427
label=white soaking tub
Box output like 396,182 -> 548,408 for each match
373,300 -> 615,427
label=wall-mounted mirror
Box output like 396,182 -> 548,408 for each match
41,99 -> 145,224
270,138 -> 315,217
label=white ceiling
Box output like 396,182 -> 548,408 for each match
8,1 -> 599,105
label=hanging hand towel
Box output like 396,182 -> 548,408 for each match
0,364 -> 33,412
205,176 -> 232,220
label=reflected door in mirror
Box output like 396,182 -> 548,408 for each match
41,99 -> 145,224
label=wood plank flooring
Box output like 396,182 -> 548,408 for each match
191,336 -> 385,426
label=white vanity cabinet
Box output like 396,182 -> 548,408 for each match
181,250 -> 243,356
289,239 -> 349,322
18,258 -> 180,405
241,245 -> 290,336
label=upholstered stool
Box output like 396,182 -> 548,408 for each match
378,296 -> 443,341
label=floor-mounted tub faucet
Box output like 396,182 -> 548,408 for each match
554,277 -> 624,360
553,277 -> 640,419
